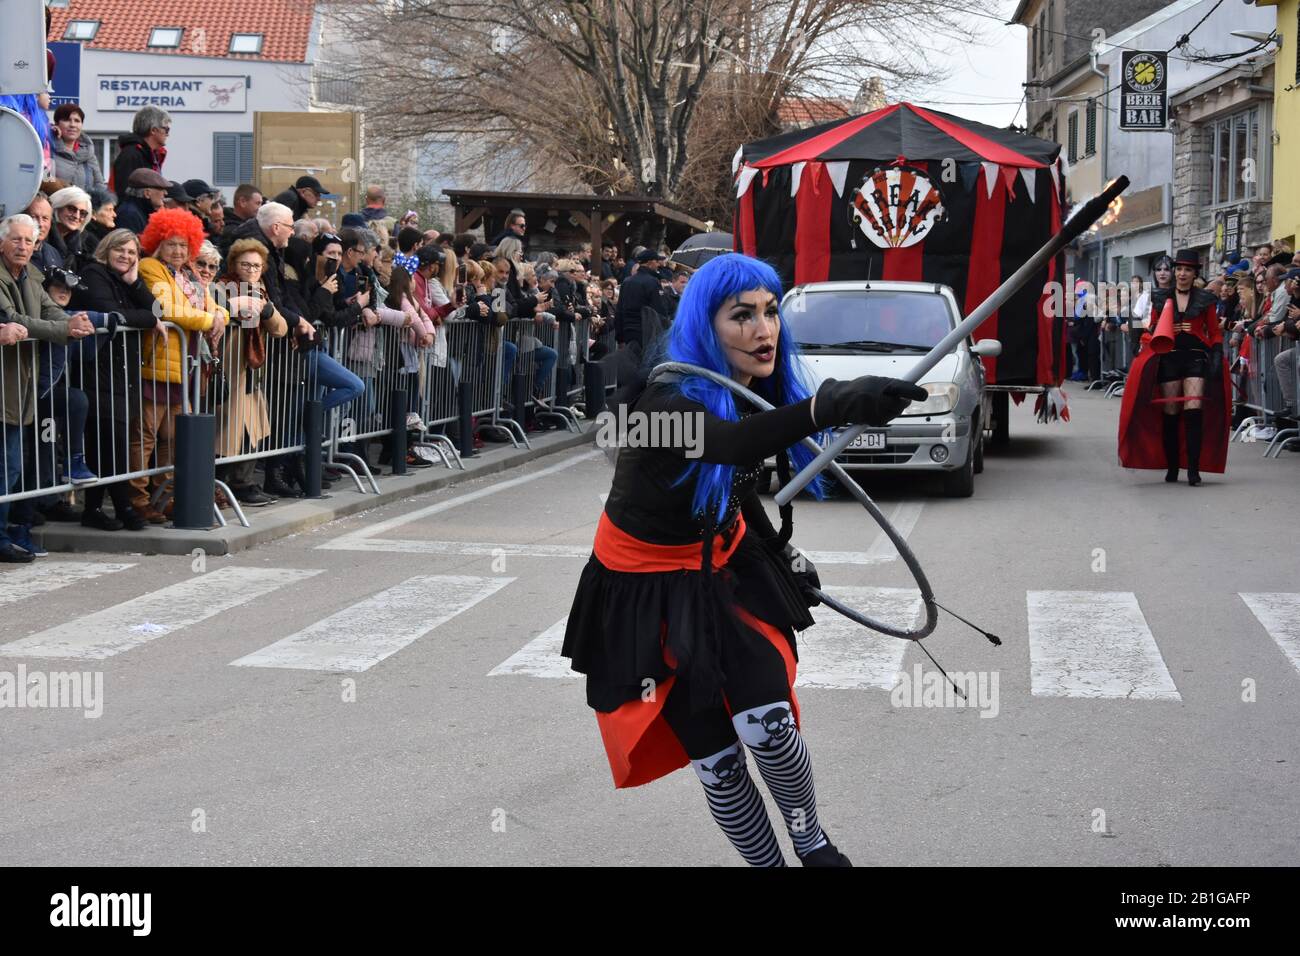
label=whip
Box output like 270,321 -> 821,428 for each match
645,176 -> 1130,694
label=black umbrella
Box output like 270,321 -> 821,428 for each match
671,231 -> 734,268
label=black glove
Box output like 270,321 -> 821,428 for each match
788,544 -> 822,608
813,376 -> 928,428
1206,343 -> 1223,381
766,538 -> 821,608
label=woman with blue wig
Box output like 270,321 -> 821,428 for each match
562,253 -> 925,866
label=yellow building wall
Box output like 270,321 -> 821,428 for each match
1267,0 -> 1299,246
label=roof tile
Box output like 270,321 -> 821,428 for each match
49,0 -> 317,63
778,96 -> 853,128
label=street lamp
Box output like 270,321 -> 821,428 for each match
1229,31 -> 1282,48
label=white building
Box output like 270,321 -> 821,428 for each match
47,0 -> 318,197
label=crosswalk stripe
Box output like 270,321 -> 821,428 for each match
231,575 -> 513,672
797,587 -> 920,689
1027,591 -> 1180,700
0,561 -> 135,607
317,537 -> 890,565
0,567 -> 322,661
321,538 -> 592,558
488,617 -> 575,679
488,586 -> 921,689
317,450 -> 602,550
863,503 -> 924,563
1239,593 -> 1300,675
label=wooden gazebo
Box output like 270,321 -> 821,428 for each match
443,189 -> 709,256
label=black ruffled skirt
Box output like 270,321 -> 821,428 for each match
561,525 -> 815,713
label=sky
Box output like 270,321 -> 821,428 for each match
901,0 -> 1029,129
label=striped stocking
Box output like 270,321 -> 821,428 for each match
733,702 -> 828,858
691,744 -> 786,867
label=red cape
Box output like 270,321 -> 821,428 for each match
1117,343 -> 1231,473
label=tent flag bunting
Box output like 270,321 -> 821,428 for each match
734,101 -> 1067,387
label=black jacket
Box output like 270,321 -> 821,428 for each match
615,269 -> 665,344
116,196 -> 157,236
272,187 -> 313,222
229,216 -> 303,322
110,135 -> 163,195
82,218 -> 113,254
488,227 -> 528,253
67,261 -> 160,408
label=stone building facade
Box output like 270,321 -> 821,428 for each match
1170,58 -> 1275,272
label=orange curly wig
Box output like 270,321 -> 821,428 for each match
139,208 -> 206,259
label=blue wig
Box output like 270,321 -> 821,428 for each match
661,253 -> 828,521
0,95 -> 53,153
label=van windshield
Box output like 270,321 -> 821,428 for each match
784,289 -> 955,351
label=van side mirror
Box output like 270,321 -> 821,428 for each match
971,339 -> 1002,357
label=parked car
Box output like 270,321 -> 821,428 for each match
778,280 -> 1001,497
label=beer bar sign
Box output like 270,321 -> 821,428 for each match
1120,52 -> 1167,130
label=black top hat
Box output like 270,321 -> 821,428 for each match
1173,249 -> 1202,270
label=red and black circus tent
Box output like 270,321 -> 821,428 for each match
733,102 -> 1068,385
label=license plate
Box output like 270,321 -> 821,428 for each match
844,431 -> 886,450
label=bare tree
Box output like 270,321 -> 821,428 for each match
322,0 -> 987,213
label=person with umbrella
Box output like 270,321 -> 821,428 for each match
670,231 -> 735,270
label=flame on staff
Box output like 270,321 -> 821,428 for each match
1079,179 -> 1125,234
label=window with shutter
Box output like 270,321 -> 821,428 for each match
213,133 -> 237,185
213,133 -> 254,186
1067,111 -> 1078,164
1085,99 -> 1097,157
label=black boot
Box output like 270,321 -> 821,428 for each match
1162,414 -> 1181,483
1184,408 -> 1203,486
284,454 -> 308,494
264,464 -> 303,498
797,838 -> 853,867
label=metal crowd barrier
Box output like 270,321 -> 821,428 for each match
0,321 -> 241,526
407,323 -> 463,471
326,319 -> 407,493
524,313 -> 580,432
1230,331 -> 1300,455
1102,323 -> 1133,397
442,315 -> 522,448
2,295 -> 619,539
190,319 -> 318,528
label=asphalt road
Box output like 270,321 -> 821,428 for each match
2,389 -> 1297,866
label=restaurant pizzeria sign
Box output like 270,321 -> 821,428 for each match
97,76 -> 247,112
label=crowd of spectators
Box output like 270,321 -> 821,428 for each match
1065,242 -> 1300,433
0,105 -> 694,561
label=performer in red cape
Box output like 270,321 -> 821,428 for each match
1118,249 -> 1230,485
562,253 -> 924,867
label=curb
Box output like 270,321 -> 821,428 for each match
35,426 -> 598,557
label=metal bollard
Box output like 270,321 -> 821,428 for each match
173,413 -> 216,529
457,380 -> 475,458
584,362 -> 605,418
389,387 -> 408,475
303,398 -> 323,497
556,366 -> 573,408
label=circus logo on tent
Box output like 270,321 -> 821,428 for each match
850,164 -> 946,249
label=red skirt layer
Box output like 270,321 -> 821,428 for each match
581,513 -> 802,789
